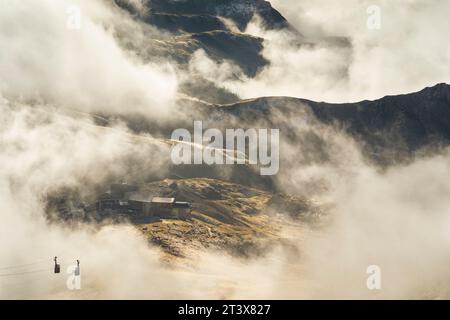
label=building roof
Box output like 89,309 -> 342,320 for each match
151,197 -> 175,204
173,201 -> 191,208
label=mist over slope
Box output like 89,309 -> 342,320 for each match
209,83 -> 450,165
112,0 -> 450,166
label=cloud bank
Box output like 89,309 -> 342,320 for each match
0,0 -> 177,116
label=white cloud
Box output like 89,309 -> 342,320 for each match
0,0 -> 177,116
192,0 -> 450,102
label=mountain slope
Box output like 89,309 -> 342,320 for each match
179,83 -> 450,165
112,1 -> 450,166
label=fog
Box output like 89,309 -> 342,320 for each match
1,0 -> 450,299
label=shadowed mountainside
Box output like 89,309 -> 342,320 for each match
49,1 -> 450,263
212,83 -> 450,164
113,0 -> 293,95
46,178 -> 320,260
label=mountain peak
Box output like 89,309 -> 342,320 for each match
423,82 -> 450,91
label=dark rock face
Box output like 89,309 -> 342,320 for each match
310,84 -> 450,159
115,0 -> 289,32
